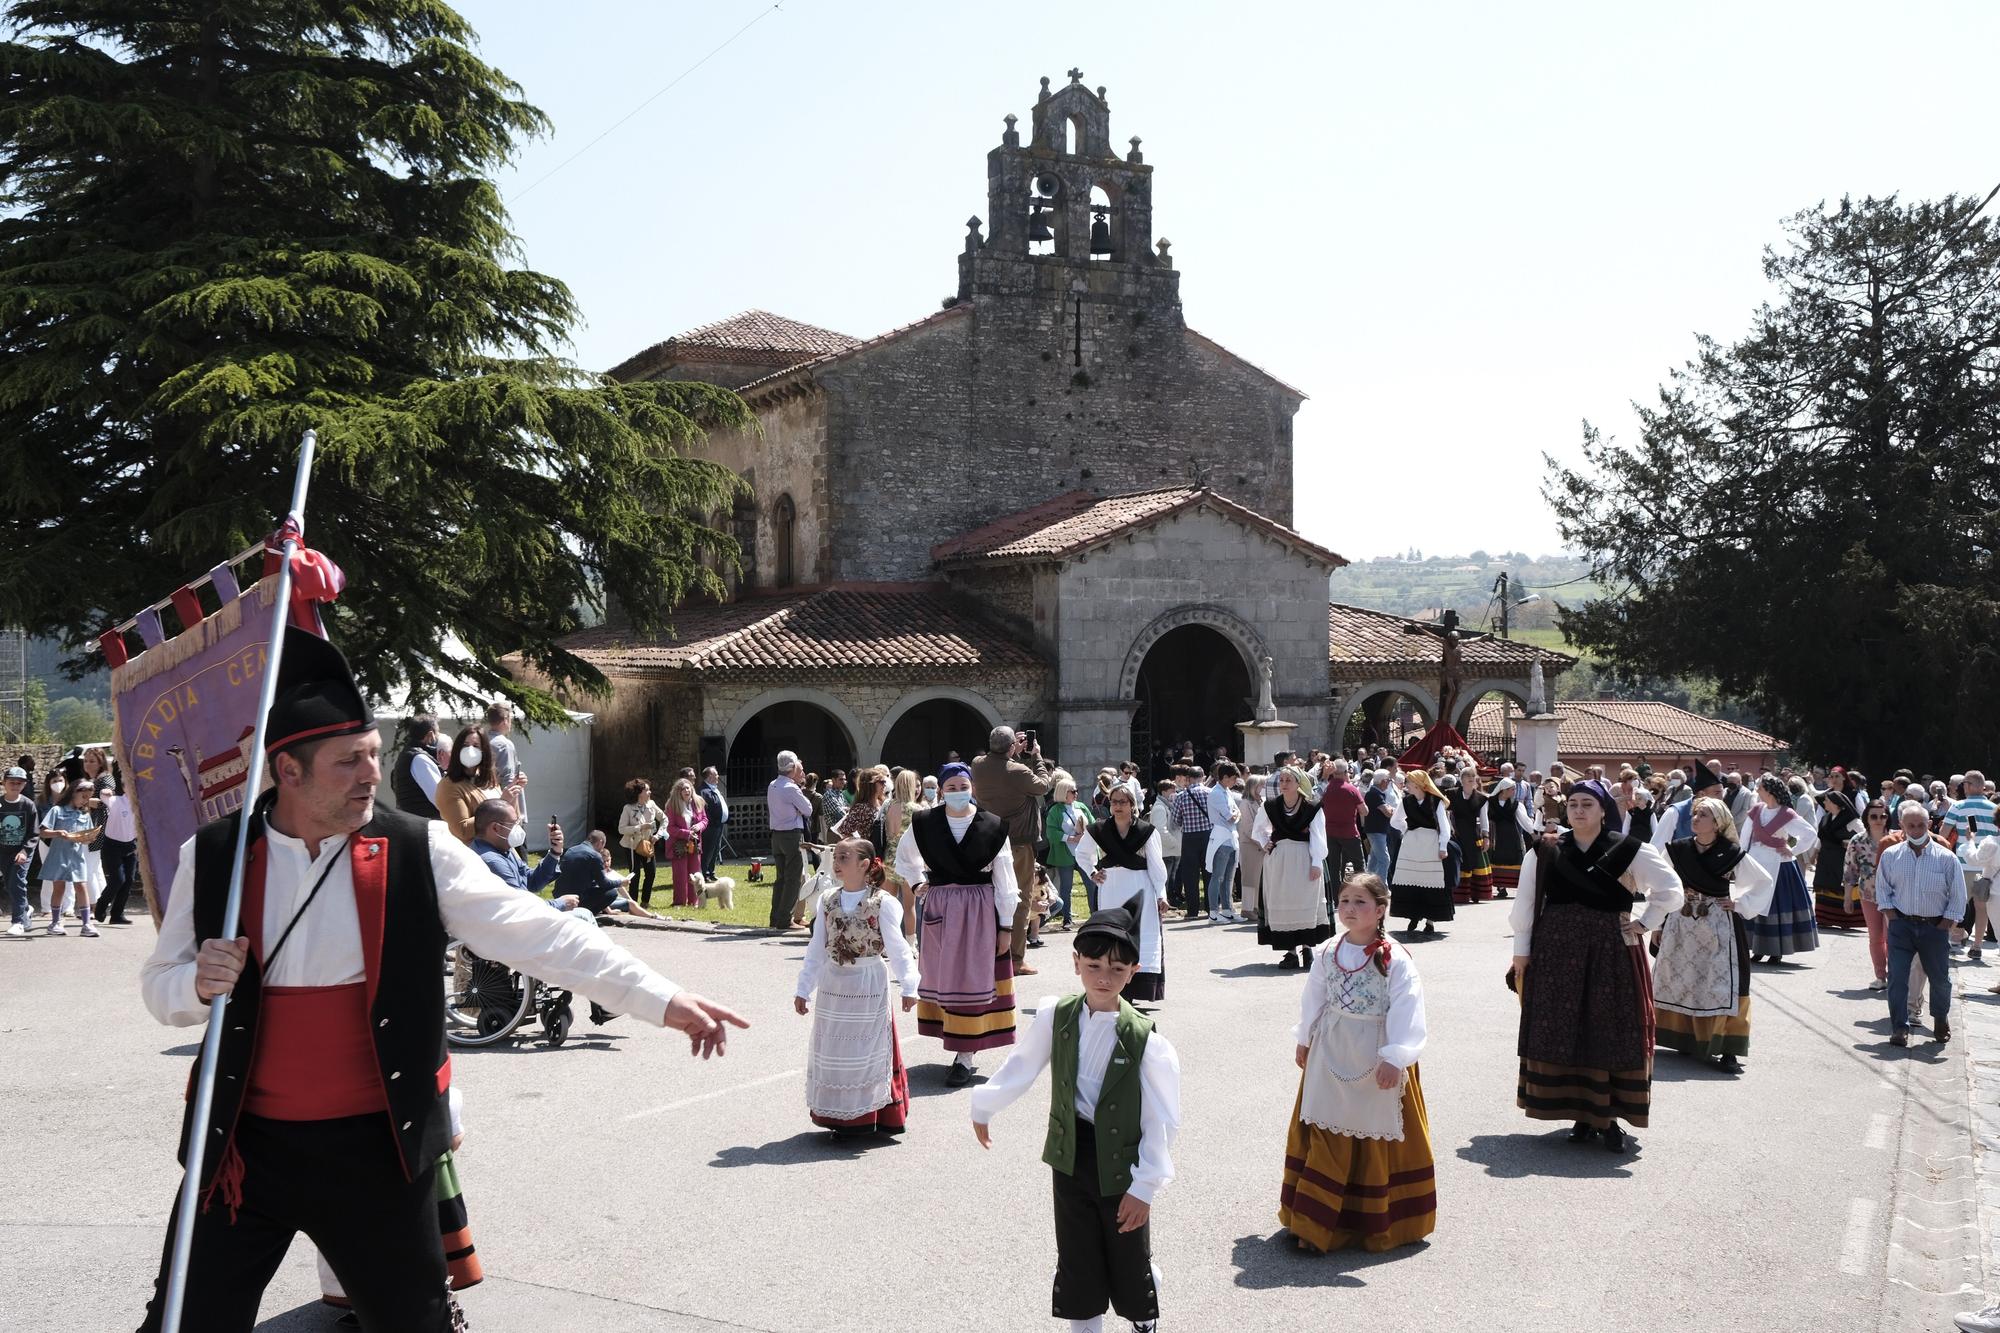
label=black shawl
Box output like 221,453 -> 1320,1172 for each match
1666,836 -> 1746,898
911,806 -> 1007,885
1087,817 -> 1156,871
1542,830 -> 1643,913
1263,795 -> 1319,843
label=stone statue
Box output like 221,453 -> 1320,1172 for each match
1255,654 -> 1277,722
1528,661 -> 1547,715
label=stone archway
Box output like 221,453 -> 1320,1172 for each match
1332,679 -> 1442,754
1128,622 -> 1255,776
1117,604 -> 1266,701
1450,678 -> 1530,731
868,686 -> 1004,773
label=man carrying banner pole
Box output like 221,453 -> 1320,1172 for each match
137,436 -> 748,1332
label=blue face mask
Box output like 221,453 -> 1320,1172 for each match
941,789 -> 974,813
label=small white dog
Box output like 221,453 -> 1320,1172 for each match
698,875 -> 736,910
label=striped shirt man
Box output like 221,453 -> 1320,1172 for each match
1945,787 -> 1998,868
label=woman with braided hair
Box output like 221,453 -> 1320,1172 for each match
1740,774 -> 1821,963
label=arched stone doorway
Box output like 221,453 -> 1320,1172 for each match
1453,680 -> 1532,764
725,698 -> 857,853
1129,624 -> 1252,779
879,695 -> 993,775
1336,684 -> 1438,756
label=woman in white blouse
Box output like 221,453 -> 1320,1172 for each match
1509,779 -> 1683,1153
1738,774 -> 1821,963
1073,785 -> 1171,1002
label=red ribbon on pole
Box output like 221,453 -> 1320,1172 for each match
262,520 -> 345,635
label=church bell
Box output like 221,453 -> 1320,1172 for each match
1028,205 -> 1053,243
1089,210 -> 1112,256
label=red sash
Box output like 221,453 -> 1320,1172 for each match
243,982 -> 385,1120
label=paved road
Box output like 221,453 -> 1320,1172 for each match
2,900 -> 1980,1333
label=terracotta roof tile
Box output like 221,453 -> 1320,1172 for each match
1463,699 -> 1783,757
560,586 -> 1044,677
932,486 -> 1345,568
735,305 -> 972,398
1328,602 -> 1574,673
607,309 -> 860,380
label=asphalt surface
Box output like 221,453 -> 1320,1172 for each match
1,899 -> 1979,1333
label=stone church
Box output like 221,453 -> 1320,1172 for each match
566,71 -> 1563,846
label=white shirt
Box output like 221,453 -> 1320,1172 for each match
410,751 -> 441,804
142,819 -> 681,1027
1206,783 -> 1241,855
103,792 -> 138,842
1508,836 -> 1684,955
970,996 -> 1183,1203
1292,936 -> 1428,1067
892,808 -> 1020,929
1250,798 -> 1330,861
794,890 -> 920,998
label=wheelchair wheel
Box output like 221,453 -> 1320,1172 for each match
543,1002 -> 572,1048
444,940 -> 531,1047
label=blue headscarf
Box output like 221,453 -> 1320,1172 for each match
1570,777 -> 1621,828
939,762 -> 973,786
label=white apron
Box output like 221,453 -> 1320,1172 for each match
1299,943 -> 1406,1141
1393,827 -> 1445,889
1095,866 -> 1163,978
1652,898 -> 1740,1018
1262,840 -> 1329,934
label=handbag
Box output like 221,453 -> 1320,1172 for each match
634,835 -> 655,860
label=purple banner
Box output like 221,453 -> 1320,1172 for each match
111,579 -> 276,918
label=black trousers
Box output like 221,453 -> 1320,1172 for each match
139,1114 -> 450,1333
700,824 -> 723,878
97,835 -> 138,918
628,846 -> 658,904
1051,1121 -> 1159,1323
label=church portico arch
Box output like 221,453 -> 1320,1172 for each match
1451,678 -> 1531,732
1123,607 -> 1261,776
1117,604 -> 1265,701
1333,679 -> 1441,754
869,686 -> 1005,772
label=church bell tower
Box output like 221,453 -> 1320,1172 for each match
957,69 -> 1180,311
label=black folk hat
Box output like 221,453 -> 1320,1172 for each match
265,627 -> 374,756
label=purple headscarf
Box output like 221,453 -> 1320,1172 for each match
939,761 -> 973,785
1569,777 -> 1622,828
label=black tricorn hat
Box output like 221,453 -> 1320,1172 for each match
1076,904 -> 1139,953
1688,766 -> 1723,795
265,627 -> 374,755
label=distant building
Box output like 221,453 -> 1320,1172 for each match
1464,698 -> 1783,775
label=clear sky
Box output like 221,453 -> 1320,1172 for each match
458,0 -> 1999,560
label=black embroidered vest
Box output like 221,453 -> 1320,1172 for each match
1088,818 -> 1156,870
181,801 -> 449,1191
1666,837 -> 1745,898
1263,796 -> 1319,842
1544,830 -> 1643,913
911,806 -> 1007,884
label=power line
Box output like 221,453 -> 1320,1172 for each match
512,3 -> 788,200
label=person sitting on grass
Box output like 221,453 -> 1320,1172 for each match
555,830 -> 658,919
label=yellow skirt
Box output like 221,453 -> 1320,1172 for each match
1655,996 -> 1751,1059
1278,1066 -> 1437,1253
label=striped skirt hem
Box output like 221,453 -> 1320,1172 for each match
915,950 -> 1016,1052
1278,1072 -> 1436,1253
1656,1000 -> 1751,1059
1516,1058 -> 1650,1128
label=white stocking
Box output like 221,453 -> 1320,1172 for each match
1068,1319 -> 1102,1333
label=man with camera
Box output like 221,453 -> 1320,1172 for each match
971,724 -> 1053,975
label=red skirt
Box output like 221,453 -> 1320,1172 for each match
811,1019 -> 910,1134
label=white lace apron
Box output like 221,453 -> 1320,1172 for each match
1299,945 -> 1406,1141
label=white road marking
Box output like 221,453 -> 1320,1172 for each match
621,1068 -> 801,1121
1863,1112 -> 1892,1151
1840,1198 -> 1878,1276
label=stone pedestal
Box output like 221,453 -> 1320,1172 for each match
1237,718 -> 1298,769
1514,714 -> 1560,778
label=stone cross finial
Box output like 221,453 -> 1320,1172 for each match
1039,76 -> 1051,98
1068,67 -> 1084,84
1127,135 -> 1143,163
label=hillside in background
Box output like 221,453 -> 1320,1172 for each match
1330,554 -> 1766,732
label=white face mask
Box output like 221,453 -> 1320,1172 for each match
507,821 -> 527,848
459,745 -> 484,769
941,789 -> 974,812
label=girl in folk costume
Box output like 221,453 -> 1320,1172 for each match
1740,775 -> 1820,962
794,836 -> 919,1134
1253,766 -> 1333,970
1280,873 -> 1434,1253
1445,770 -> 1493,903
971,906 -> 1183,1333
1652,797 -> 1776,1074
1510,779 -> 1683,1152
1484,777 -> 1537,900
1390,769 -> 1454,936
1810,790 -> 1865,930
894,763 -> 1021,1088
663,777 -> 708,908
1072,784 -> 1171,1003
317,1085 -> 481,1326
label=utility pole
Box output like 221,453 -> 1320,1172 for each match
1495,572 -> 1511,640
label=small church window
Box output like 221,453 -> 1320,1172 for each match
773,493 -> 796,588
1065,115 -> 1081,156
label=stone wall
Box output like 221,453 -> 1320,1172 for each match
577,674 -> 705,833
819,287 -> 1300,583
683,390 -> 830,590
1042,503 -> 1334,769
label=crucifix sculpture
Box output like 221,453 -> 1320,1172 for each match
1402,608 -> 1486,733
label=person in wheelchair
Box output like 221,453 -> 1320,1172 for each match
467,802 -> 620,1025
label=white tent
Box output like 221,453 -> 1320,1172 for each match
367,641 -> 593,852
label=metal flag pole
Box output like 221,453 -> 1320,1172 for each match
162,427 -> 318,1333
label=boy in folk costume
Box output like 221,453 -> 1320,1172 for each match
1279,873 -> 1434,1252
794,836 -> 920,1134
971,906 -> 1183,1333
894,762 -> 1020,1087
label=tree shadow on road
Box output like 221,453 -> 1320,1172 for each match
1456,1133 -> 1636,1179
1228,1231 -> 1427,1289
708,1128 -> 901,1168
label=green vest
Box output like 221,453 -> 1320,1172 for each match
1041,993 -> 1153,1198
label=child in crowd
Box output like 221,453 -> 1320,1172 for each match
1279,873 -> 1435,1252
971,906 -> 1183,1333
795,835 -> 919,1134
37,776 -> 98,937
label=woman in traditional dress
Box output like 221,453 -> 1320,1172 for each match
1653,796 -> 1775,1075
1446,770 -> 1493,904
1740,775 -> 1820,963
1072,784 -> 1171,1002
795,836 -> 919,1134
893,763 -> 1020,1087
1390,769 -> 1454,936
1253,766 -> 1333,969
1810,790 -> 1865,931
1845,798 -> 1893,990
1510,779 -> 1683,1152
1280,873 -> 1434,1253
1485,777 -> 1536,900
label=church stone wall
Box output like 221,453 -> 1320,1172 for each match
820,301 -> 1299,584
1045,505 -> 1333,767
690,392 -> 830,588
701,674 -> 1048,769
